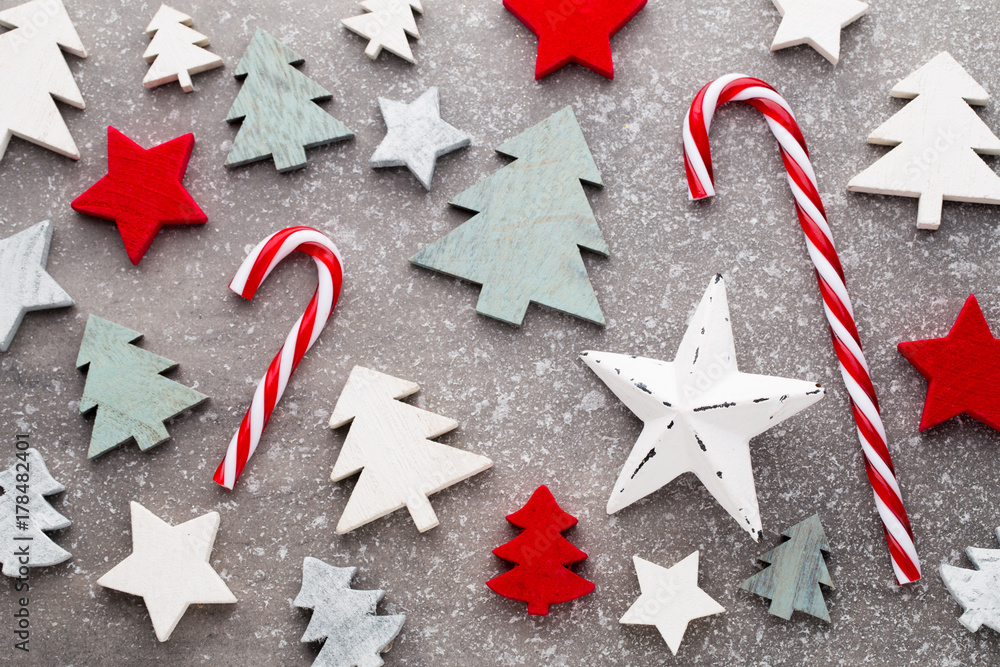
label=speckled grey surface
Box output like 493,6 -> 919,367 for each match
2,0 -> 1000,665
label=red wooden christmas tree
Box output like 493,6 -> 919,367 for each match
486,485 -> 595,615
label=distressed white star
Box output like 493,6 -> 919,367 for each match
770,0 -> 868,65
0,220 -> 73,352
580,275 -> 825,540
370,87 -> 470,190
620,552 -> 724,655
97,502 -> 236,642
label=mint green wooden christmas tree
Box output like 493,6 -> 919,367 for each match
410,106 -> 609,326
77,315 -> 207,459
740,514 -> 835,621
224,29 -> 353,172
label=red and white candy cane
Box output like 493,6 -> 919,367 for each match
214,226 -> 344,490
682,75 -> 921,585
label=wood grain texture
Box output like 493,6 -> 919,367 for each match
898,294 -> 1000,432
329,366 -> 492,534
0,0 -> 87,161
769,0 -> 867,65
848,52 -> 1000,229
294,557 -> 406,667
225,29 -> 353,172
370,86 -> 470,190
76,315 -> 207,459
97,502 -> 236,642
0,448 -> 71,577
940,527 -> 1000,634
342,0 -> 422,63
486,485 -> 595,615
71,127 -> 208,265
410,106 -> 609,326
620,552 -> 725,656
143,4 -> 223,92
580,275 -> 825,541
740,514 -> 834,622
502,0 -> 646,79
0,219 -> 74,352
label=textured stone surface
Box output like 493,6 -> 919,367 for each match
2,0 -> 1000,663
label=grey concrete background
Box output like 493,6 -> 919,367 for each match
1,0 -> 999,664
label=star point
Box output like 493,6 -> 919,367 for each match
620,552 -> 724,655
503,0 -> 647,80
370,87 -> 470,190
770,0 -> 868,65
97,502 -> 236,642
0,220 -> 74,352
582,275 -> 825,538
72,126 -> 207,265
898,295 -> 1000,432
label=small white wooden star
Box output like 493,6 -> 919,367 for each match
97,502 -> 236,641
370,87 -> 470,190
0,220 -> 73,352
770,0 -> 868,65
581,275 -> 825,539
620,552 -> 724,655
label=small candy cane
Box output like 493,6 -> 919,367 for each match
682,74 -> 921,585
214,226 -> 344,490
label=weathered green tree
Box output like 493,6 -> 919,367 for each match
740,514 -> 834,621
410,106 -> 608,326
225,29 -> 352,172
77,315 -> 207,459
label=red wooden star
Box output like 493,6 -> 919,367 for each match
72,127 -> 207,265
898,295 -> 1000,432
503,0 -> 647,80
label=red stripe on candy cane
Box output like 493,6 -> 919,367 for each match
681,75 -> 921,585
214,227 -> 344,490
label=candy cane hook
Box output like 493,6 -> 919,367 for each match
214,226 -> 344,490
682,74 -> 921,585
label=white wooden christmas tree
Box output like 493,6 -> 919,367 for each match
329,366 -> 492,533
940,527 -> 1000,634
0,448 -> 71,577
848,52 -> 1000,230
0,0 -> 87,161
342,0 -> 422,63
142,5 -> 223,93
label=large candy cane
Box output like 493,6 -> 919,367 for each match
682,75 -> 921,585
214,226 -> 344,490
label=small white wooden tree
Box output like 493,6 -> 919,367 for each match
143,5 -> 223,92
940,528 -> 1000,634
0,448 -> 71,577
329,366 -> 492,533
342,0 -> 423,63
0,0 -> 87,161
848,52 -> 1000,230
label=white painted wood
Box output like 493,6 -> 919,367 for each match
342,0 -> 422,63
0,0 -> 87,161
143,5 -> 223,93
848,52 -> 1000,230
294,557 -> 406,667
370,87 -> 470,190
97,502 -> 237,642
940,527 -> 1000,634
0,220 -> 74,353
769,0 -> 867,65
329,366 -> 493,534
580,275 -> 825,540
620,552 -> 724,656
0,448 -> 71,577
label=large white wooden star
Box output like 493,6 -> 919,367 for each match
370,87 -> 470,190
620,552 -> 724,655
581,275 -> 824,540
0,220 -> 73,352
770,0 -> 868,65
97,502 -> 237,641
